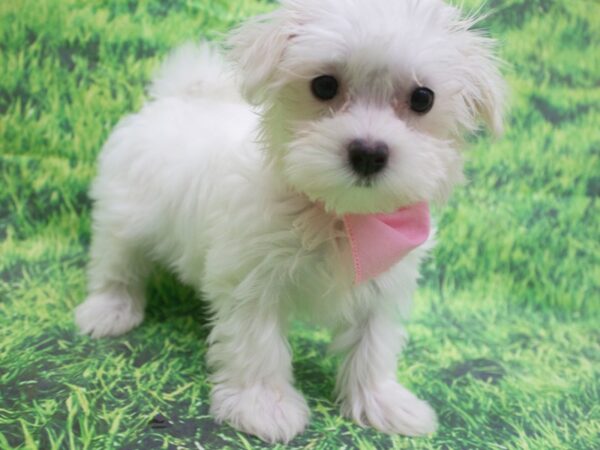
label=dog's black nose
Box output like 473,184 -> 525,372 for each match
348,139 -> 389,177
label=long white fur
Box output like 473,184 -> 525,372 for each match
75,0 -> 505,443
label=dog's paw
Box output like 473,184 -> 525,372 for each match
342,380 -> 437,436
75,291 -> 144,338
211,382 -> 310,443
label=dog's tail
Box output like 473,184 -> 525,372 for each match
149,42 -> 239,102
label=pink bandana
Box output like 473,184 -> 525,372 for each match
343,202 -> 430,284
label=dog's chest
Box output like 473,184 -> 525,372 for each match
281,207 -> 356,313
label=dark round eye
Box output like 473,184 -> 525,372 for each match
311,75 -> 339,101
410,87 -> 435,113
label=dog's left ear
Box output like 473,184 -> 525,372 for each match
227,10 -> 294,105
456,33 -> 507,136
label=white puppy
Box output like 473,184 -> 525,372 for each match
75,0 -> 505,443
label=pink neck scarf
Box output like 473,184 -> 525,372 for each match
343,202 -> 430,284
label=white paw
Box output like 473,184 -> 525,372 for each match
75,290 -> 144,338
342,380 -> 438,436
210,382 -> 310,443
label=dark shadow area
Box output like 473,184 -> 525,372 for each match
441,358 -> 506,386
144,267 -> 212,340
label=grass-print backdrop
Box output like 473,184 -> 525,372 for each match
0,0 -> 598,449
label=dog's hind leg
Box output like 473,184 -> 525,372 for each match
75,228 -> 150,338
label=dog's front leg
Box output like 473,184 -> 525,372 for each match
332,302 -> 437,436
206,279 -> 309,443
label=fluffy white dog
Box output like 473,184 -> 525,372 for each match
75,0 -> 505,443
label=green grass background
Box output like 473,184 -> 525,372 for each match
0,0 -> 598,448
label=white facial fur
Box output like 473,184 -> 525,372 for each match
229,0 -> 505,214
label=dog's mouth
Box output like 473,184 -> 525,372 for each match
310,187 -> 415,216
354,177 -> 376,188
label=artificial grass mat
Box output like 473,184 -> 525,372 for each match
1,0 -> 599,449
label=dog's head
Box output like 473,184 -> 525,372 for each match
228,0 -> 506,214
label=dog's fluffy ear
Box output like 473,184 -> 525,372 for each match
456,33 -> 507,136
227,10 -> 293,104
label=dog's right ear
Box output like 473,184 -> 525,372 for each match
227,10 -> 293,105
